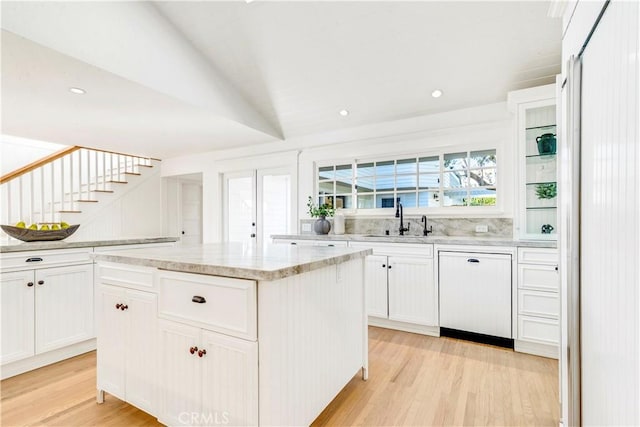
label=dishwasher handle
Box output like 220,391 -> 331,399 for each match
467,258 -> 480,263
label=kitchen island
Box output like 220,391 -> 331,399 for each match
93,243 -> 372,426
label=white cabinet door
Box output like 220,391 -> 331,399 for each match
363,255 -> 388,318
35,264 -> 94,354
158,320 -> 201,426
97,284 -> 127,401
125,289 -> 157,415
439,252 -> 512,338
201,330 -> 258,427
388,256 -> 436,326
1,270 -> 35,364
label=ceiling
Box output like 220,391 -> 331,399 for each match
1,1 -> 562,159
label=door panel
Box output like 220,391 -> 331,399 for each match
35,264 -> 93,353
0,270 -> 35,364
97,284 -> 127,401
388,256 -> 436,326
158,320 -> 201,426
224,172 -> 256,245
201,330 -> 258,427
259,171 -> 291,246
181,182 -> 202,246
364,255 -> 388,318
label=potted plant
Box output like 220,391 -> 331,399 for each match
535,182 -> 557,199
307,196 -> 335,235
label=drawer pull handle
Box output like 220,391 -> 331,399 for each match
192,296 -> 206,304
467,258 -> 480,263
37,280 -> 45,285
190,346 -> 198,355
120,304 -> 128,311
382,264 -> 386,268
555,266 -> 558,271
27,282 -> 34,287
290,242 -> 297,245
328,244 -> 335,247
26,257 -> 43,263
116,303 -> 122,309
198,349 -> 207,358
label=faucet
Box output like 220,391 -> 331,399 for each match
421,215 -> 433,236
395,200 -> 410,235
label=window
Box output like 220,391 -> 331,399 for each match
316,149 -> 497,210
318,164 -> 353,209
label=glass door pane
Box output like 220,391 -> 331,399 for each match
260,172 -> 291,246
225,172 -> 256,244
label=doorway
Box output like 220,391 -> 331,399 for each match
223,168 -> 292,247
163,173 -> 203,245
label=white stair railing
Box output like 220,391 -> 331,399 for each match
0,146 -> 156,228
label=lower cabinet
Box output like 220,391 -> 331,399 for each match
1,263 -> 94,366
515,248 -> 559,358
351,242 -> 436,329
97,284 -> 157,414
158,320 -> 258,427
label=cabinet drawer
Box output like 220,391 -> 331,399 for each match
97,262 -> 155,290
518,289 -> 559,319
0,249 -> 92,271
518,264 -> 558,292
517,248 -> 558,265
350,242 -> 433,258
158,271 -> 257,341
517,315 -> 559,345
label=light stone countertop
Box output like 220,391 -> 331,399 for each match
0,237 -> 178,253
93,242 -> 373,281
271,234 -> 557,249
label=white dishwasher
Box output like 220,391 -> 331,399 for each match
439,251 -> 512,339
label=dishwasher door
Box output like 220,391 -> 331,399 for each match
439,251 -> 512,338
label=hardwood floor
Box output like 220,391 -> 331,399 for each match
1,327 -> 559,426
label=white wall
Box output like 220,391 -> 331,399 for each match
0,135 -> 67,176
162,101 -> 514,241
64,165 -> 164,241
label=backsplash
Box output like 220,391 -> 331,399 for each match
300,216 -> 513,238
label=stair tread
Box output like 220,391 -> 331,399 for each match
75,199 -> 99,203
124,172 -> 141,176
58,210 -> 82,213
137,164 -> 153,168
107,180 -> 128,184
92,190 -> 114,193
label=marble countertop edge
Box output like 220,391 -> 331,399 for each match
93,247 -> 373,281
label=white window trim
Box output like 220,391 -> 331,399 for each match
313,145 -> 504,217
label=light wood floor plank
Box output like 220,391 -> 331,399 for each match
1,327 -> 558,426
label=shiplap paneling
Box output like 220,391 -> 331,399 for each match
580,1 -> 639,425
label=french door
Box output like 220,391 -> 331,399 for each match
223,168 -> 292,247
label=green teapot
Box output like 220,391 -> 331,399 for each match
536,133 -> 556,154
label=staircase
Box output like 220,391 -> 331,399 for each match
0,146 -> 160,232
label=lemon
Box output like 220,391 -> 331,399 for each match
15,221 -> 26,228
60,222 -> 70,229
51,224 -> 60,230
28,224 -> 38,230
40,224 -> 50,231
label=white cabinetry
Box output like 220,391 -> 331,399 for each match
155,271 -> 258,426
439,251 -> 512,338
271,238 -> 348,247
0,249 -> 94,379
508,84 -> 558,240
1,270 -> 35,364
97,283 -> 157,414
515,247 -> 559,358
158,320 -> 258,427
350,242 -> 436,334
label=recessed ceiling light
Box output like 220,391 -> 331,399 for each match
431,89 -> 443,98
69,87 -> 86,95
339,109 -> 349,116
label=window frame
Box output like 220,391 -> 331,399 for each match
314,146 -> 502,216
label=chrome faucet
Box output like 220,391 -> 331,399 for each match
395,200 -> 410,235
421,215 -> 433,236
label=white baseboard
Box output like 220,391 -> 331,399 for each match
368,317 -> 440,337
514,339 -> 559,359
1,339 -> 96,380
